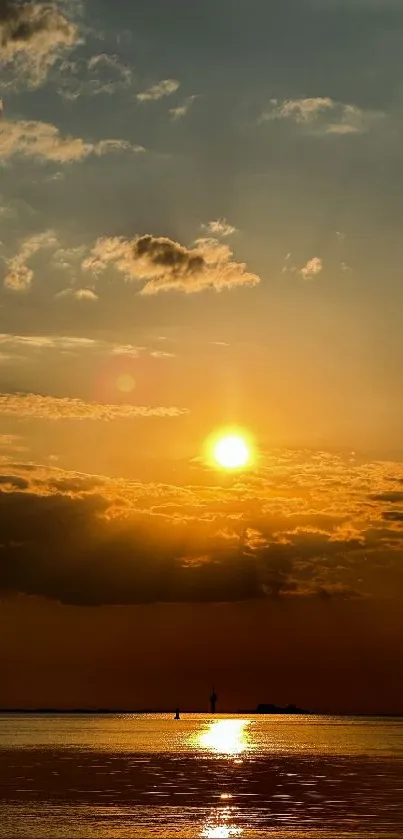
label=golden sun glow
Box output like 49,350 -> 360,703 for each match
206,429 -> 254,471
214,435 -> 249,469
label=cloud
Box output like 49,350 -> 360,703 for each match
370,491 -> 403,503
0,474 -> 29,489
0,487 -> 261,605
260,97 -> 383,135
58,53 -> 133,100
54,288 -> 99,302
0,0 -> 79,88
341,262 -> 353,273
137,78 -> 180,102
0,434 -> 22,446
382,511 -> 403,523
4,230 -> 57,291
95,139 -> 145,155
202,219 -> 236,238
0,333 -> 144,357
0,115 -> 145,164
150,350 -> 176,359
0,449 -> 402,605
300,257 -> 323,280
169,95 -> 197,120
0,193 -> 17,220
83,234 -> 260,294
0,393 -> 188,421
0,333 -> 95,350
0,434 -> 27,454
263,97 -> 335,123
51,245 -> 87,270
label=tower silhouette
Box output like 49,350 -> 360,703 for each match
210,685 -> 217,714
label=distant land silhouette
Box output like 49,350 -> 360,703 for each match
256,703 -> 310,714
0,707 -> 401,716
0,706 -> 310,715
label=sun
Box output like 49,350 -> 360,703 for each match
213,435 -> 250,469
204,427 -> 255,471
204,428 -> 254,471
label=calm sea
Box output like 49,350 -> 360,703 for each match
0,714 -> 402,837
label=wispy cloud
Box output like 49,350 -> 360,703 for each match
341,261 -> 353,273
169,95 -> 196,120
0,393 -> 189,421
262,97 -> 335,123
137,78 -> 180,102
0,114 -> 145,164
0,433 -> 23,447
55,288 -> 99,302
150,350 -> 176,359
202,219 -> 236,238
51,245 -> 88,270
58,53 -> 133,100
4,230 -> 57,291
0,334 -> 142,356
0,193 -> 17,220
260,97 -> 383,135
83,234 -> 260,294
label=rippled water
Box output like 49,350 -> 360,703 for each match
0,714 -> 402,837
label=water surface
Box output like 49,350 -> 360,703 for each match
0,714 -> 402,837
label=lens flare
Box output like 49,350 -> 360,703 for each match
116,373 -> 136,393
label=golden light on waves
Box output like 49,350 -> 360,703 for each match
198,719 -> 250,756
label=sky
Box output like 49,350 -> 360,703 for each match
1,0 -> 403,713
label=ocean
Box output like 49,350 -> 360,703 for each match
0,714 -> 402,837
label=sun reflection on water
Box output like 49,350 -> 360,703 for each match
197,719 -> 250,756
196,722 -> 248,837
201,806 -> 243,838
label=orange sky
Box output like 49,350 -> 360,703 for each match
1,0 -> 403,712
